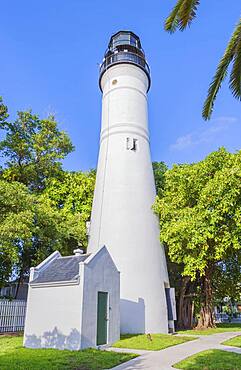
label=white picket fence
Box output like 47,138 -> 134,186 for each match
0,300 -> 26,333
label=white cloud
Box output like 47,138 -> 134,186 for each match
170,116 -> 238,151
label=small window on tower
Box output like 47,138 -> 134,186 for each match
126,138 -> 138,152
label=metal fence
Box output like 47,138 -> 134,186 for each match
0,300 -> 26,333
215,312 -> 241,323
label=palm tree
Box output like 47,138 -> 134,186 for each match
164,0 -> 241,120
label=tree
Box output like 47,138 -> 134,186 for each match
213,253 -> 241,307
0,171 -> 95,292
152,161 -> 168,197
0,180 -> 34,287
164,1 -> 241,120
0,98 -> 96,290
0,98 -> 74,191
0,97 -> 8,124
154,148 -> 241,328
153,161 -> 197,329
153,162 -> 197,329
43,170 -> 96,252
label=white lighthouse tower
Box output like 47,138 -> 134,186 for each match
88,31 -> 174,334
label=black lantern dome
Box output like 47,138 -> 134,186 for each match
99,31 -> 151,91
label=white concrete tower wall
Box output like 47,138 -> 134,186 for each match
88,32 -> 170,334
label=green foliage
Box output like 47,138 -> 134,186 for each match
113,333 -> 195,351
0,171 -> 95,287
0,180 -> 34,285
152,161 -> 168,197
45,171 -> 95,216
0,104 -> 74,191
154,148 -> 241,328
154,148 -> 241,279
0,335 -> 136,370
213,254 -> 241,304
43,170 -> 96,252
0,97 -> 8,124
164,3 -> 241,119
0,180 -> 59,285
173,349 -> 241,369
0,99 -> 93,286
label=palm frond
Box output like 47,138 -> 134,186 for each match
165,0 -> 200,33
165,0 -> 184,33
202,19 -> 241,120
179,0 -> 200,30
229,20 -> 241,100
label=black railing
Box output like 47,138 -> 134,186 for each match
100,51 -> 150,77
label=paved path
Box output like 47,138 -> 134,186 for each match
109,331 -> 241,370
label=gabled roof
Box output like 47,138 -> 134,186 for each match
31,254 -> 90,284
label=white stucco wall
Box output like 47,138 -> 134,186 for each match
81,247 -> 120,348
88,64 -> 171,334
24,282 -> 83,350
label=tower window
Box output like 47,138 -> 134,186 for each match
126,138 -> 138,151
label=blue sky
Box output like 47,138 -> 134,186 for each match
0,1 -> 240,171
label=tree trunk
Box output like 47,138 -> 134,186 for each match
195,268 -> 216,329
177,276 -> 194,330
14,271 -> 23,300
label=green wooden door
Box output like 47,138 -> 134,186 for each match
97,292 -> 108,345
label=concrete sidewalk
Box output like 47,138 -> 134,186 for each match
109,331 -> 241,370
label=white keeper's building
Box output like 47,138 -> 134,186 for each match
24,247 -> 120,350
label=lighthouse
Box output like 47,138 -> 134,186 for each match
88,31 -> 174,334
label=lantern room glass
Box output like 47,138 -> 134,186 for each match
99,31 -> 151,91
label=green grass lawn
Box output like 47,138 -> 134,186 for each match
222,335 -> 241,348
0,335 -> 137,370
177,323 -> 241,336
173,349 -> 241,369
113,333 -> 196,351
